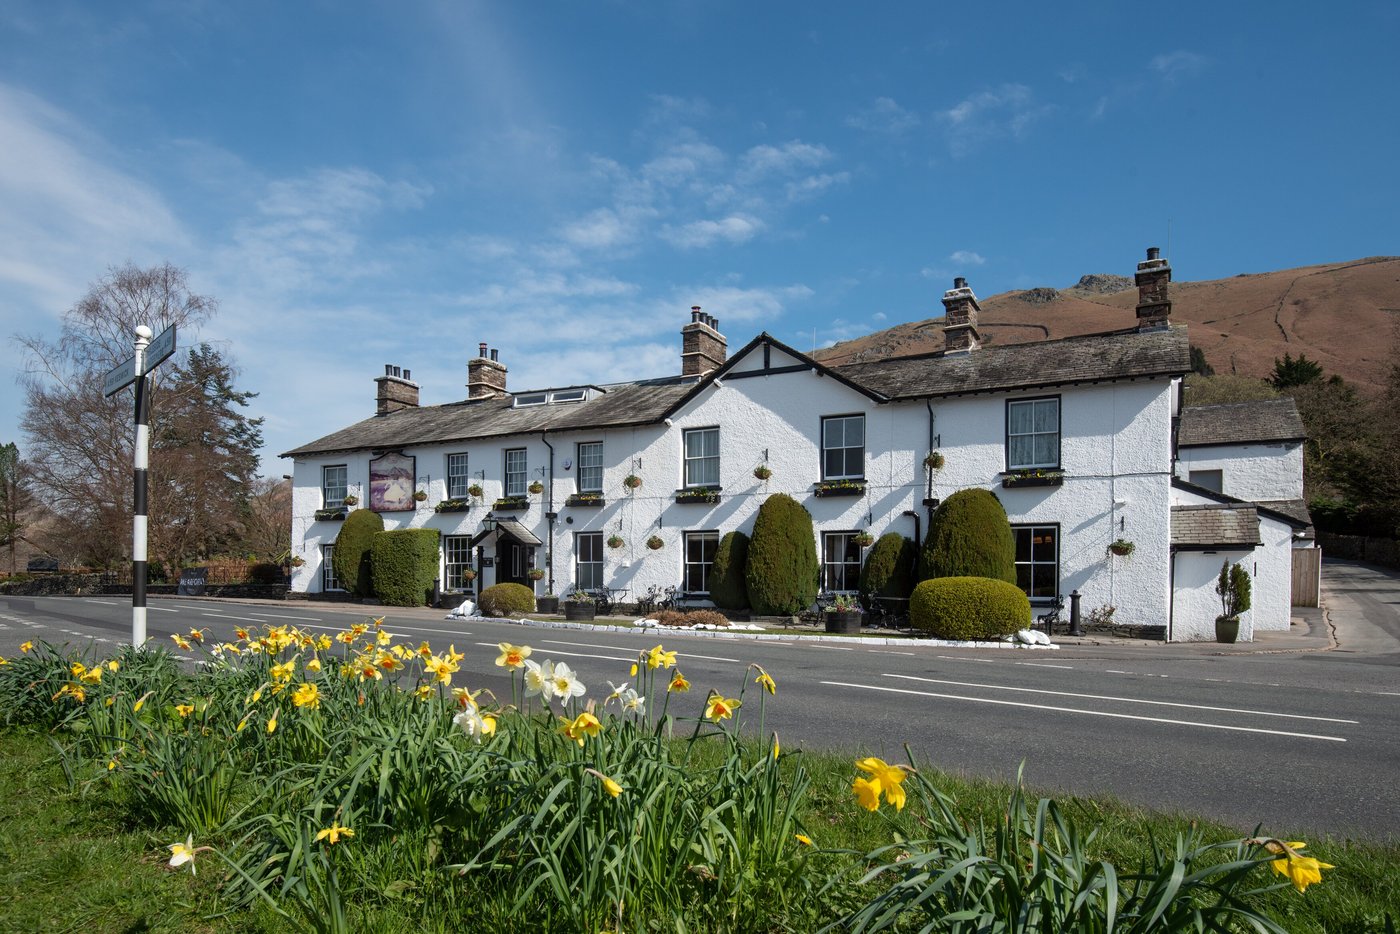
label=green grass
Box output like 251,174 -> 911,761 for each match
3,726 -> 1395,932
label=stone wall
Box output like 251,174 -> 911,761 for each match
1317,533 -> 1400,570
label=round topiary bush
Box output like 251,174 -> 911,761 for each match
478,582 -> 537,618
859,533 -> 916,600
917,488 -> 1016,584
909,576 -> 1030,640
708,530 -> 751,610
333,508 -> 385,597
745,493 -> 818,616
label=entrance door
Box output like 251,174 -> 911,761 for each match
496,536 -> 534,588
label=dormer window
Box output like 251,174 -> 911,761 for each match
513,392 -> 548,407
551,388 -> 587,403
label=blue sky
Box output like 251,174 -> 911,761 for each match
2,1 -> 1396,471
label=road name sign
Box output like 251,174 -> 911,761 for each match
145,324 -> 177,371
102,357 -> 137,397
101,324 -> 177,397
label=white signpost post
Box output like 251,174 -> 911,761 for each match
104,323 -> 177,648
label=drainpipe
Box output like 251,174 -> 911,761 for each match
924,400 -> 938,523
1167,547 -> 1177,642
541,431 -> 556,594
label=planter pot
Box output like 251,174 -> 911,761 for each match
1001,473 -> 1065,489
536,596 -> 560,614
314,508 -> 347,522
1215,615 -> 1240,644
675,489 -> 721,505
565,494 -> 604,507
824,611 -> 863,634
492,496 -> 529,511
564,602 -> 596,621
434,501 -> 471,514
813,482 -> 866,498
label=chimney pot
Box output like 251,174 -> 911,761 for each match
393,366 -> 401,378
954,276 -> 968,289
490,348 -> 499,362
384,364 -> 393,376
402,369 -> 410,380
478,342 -> 488,358
1147,246 -> 1161,261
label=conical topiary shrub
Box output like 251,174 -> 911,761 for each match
745,494 -> 819,615
332,507 -> 385,598
859,532 -> 916,600
709,530 -> 751,610
917,487 -> 1016,584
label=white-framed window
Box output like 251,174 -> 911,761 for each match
683,531 -> 719,593
577,442 -> 603,493
1013,524 -> 1059,602
822,531 -> 862,592
683,427 -> 720,488
443,535 -> 474,590
575,532 -> 604,590
822,415 -> 865,480
446,453 -> 471,498
321,544 -> 342,592
322,465 -> 347,507
504,448 -> 528,497
1188,469 -> 1223,493
1006,397 -> 1060,470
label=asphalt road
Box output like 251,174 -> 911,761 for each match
2,566 -> 1397,842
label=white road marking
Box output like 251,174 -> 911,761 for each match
1373,692 -> 1400,697
937,655 -> 994,663
870,650 -> 916,656
883,674 -> 1358,724
823,681 -> 1347,742
1016,662 -> 1073,669
141,605 -> 180,613
812,644 -> 855,651
539,639 -> 742,664
1105,670 -> 1131,674
84,600 -> 122,606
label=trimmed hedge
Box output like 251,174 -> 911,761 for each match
333,509 -> 384,598
369,529 -> 440,607
910,576 -> 1030,640
918,488 -> 1016,584
709,530 -> 751,610
478,582 -> 537,618
859,533 -> 915,600
746,494 -> 819,616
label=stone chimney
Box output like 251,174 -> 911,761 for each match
1135,246 -> 1172,331
941,277 -> 981,354
467,343 -> 508,400
681,306 -> 727,377
375,364 -> 419,416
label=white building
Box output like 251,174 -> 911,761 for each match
281,249 -> 1308,640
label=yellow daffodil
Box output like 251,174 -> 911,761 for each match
646,644 -> 678,669
71,662 -> 86,677
772,734 -> 781,759
315,823 -> 354,845
668,671 -> 690,693
234,627 -> 250,641
425,654 -> 458,685
168,833 -> 196,871
372,616 -> 385,629
20,641 -> 33,653
236,714 -> 249,732
452,686 -> 486,709
561,711 -> 603,746
266,710 -> 278,734
171,634 -> 191,650
852,776 -> 882,812
0,656 -> 7,666
270,658 -> 297,682
629,662 -> 638,677
133,690 -> 153,712
106,659 -> 120,671
305,657 -> 322,673
292,682 -> 321,709
376,628 -> 393,645
53,683 -> 86,703
390,644 -> 411,660
336,629 -> 358,645
175,704 -> 195,718
80,666 -> 103,685
186,628 -> 205,645
416,640 -> 433,657
704,692 -> 741,722
495,642 -> 532,669
586,769 -> 623,798
413,684 -> 433,702
795,833 -> 813,846
1267,841 -> 1334,893
316,634 -> 332,651
375,650 -> 403,673
855,757 -> 909,811
753,666 -> 776,695
446,644 -> 465,663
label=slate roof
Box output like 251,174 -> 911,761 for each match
281,326 -> 1190,458
832,326 -> 1190,400
1171,504 -> 1262,548
1256,499 -> 1315,530
1178,398 -> 1306,447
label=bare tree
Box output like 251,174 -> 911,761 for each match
239,476 -> 292,562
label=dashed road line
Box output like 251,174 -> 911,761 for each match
1016,662 -> 1073,669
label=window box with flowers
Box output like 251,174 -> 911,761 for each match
565,492 -> 605,508
314,507 -> 348,522
675,487 -> 721,505
813,479 -> 867,498
435,498 -> 472,514
493,495 -> 529,511
1001,469 -> 1065,489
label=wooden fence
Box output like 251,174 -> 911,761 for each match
1291,547 -> 1321,607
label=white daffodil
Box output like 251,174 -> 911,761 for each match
604,680 -> 630,705
620,687 -> 645,716
452,706 -> 497,743
168,833 -> 196,873
524,659 -> 555,701
549,661 -> 586,702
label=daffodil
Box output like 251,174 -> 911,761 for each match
305,656 -> 322,673
133,690 -> 153,712
175,704 -> 195,718
375,650 -> 403,673
425,653 -> 458,685
620,688 -> 645,716
561,711 -> 602,746
452,685 -> 485,708
772,734 -> 781,759
19,641 -> 33,653
586,769 -> 623,798
376,628 -> 393,645
646,644 -> 678,669
292,682 -> 321,709
495,642 -> 532,669
168,833 -> 196,871
852,776 -> 882,812
524,659 -> 554,700
453,706 -> 497,742
704,692 -> 741,722
668,671 -> 690,693
266,710 -> 278,734
1267,841 -> 1334,893
80,666 -> 103,685
753,666 -> 776,695
549,661 -> 586,701
316,634 -> 332,651
234,627 -> 250,641
605,680 -> 630,704
53,683 -> 86,703
315,823 -> 354,845
71,662 -> 86,677
855,757 -> 909,811
106,659 -> 120,672
795,833 -> 813,846
270,658 -> 297,682
186,627 -> 205,645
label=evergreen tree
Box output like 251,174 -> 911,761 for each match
1269,352 -> 1324,389
918,488 -> 1016,584
745,494 -> 819,615
0,442 -> 34,574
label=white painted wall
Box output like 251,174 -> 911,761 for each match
1176,442 -> 1304,502
288,345 -> 1181,631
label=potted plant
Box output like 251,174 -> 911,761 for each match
528,480 -> 544,495
341,493 -> 359,507
413,490 -> 428,502
607,534 -> 625,549
536,591 -> 560,614
564,590 -> 596,621
566,492 -> 604,507
753,464 -> 772,481
824,594 -> 863,634
813,479 -> 866,498
1214,559 -> 1252,644
527,568 -> 545,581
853,530 -> 875,548
924,451 -> 945,470
467,483 -> 484,499
435,497 -> 472,513
623,474 -> 643,491
646,534 -> 664,550
675,486 -> 721,504
1107,539 -> 1135,558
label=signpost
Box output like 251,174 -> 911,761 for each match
104,323 -> 177,648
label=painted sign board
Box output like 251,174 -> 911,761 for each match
103,357 -> 137,397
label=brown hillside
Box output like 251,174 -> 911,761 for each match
814,256 -> 1400,393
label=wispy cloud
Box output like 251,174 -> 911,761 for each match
940,83 -> 1052,155
845,96 -> 920,134
662,214 -> 765,249
949,250 -> 986,266
1150,50 -> 1207,82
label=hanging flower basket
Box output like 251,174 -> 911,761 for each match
289,556 -> 305,568
607,534 -> 625,549
341,494 -> 359,507
467,484 -> 484,499
753,464 -> 772,481
527,568 -> 545,581
924,451 -> 945,470
646,535 -> 664,550
1107,539 -> 1135,558
853,531 -> 875,548
413,490 -> 428,502
528,480 -> 544,495
461,568 -> 477,582
623,474 -> 643,491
